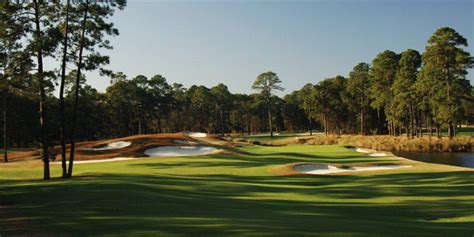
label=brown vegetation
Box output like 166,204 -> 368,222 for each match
8,133 -> 200,162
243,135 -> 473,152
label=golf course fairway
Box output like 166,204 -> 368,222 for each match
1,144 -> 473,236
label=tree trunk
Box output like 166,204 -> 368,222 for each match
323,114 -> 328,135
59,0 -> 70,178
33,0 -> 50,180
309,117 -> 312,136
67,0 -> 89,178
268,106 -> 273,138
360,109 -> 364,135
220,109 -> 224,136
157,112 -> 162,133
448,122 -> 455,139
3,88 -> 8,163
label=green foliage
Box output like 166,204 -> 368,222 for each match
419,27 -> 473,137
369,50 -> 399,112
390,49 -> 421,129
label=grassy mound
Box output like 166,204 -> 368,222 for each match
8,133 -> 201,162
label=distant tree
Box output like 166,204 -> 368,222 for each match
390,49 -> 421,138
369,50 -> 399,135
347,62 -> 371,135
170,83 -> 187,132
283,91 -> 308,133
298,83 -> 318,135
131,75 -> 149,134
210,83 -> 232,135
252,71 -> 284,137
419,27 -> 473,139
148,74 -> 172,133
314,76 -> 348,134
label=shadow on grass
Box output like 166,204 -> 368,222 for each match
1,169 -> 473,237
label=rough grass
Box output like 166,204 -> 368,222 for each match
0,144 -> 473,236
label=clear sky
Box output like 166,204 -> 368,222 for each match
84,0 -> 474,95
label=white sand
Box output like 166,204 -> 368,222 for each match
82,141 -> 131,151
351,147 -> 387,157
294,164 -> 347,174
184,132 -> 207,138
351,148 -> 375,153
174,139 -> 198,145
145,146 -> 217,157
294,163 -> 411,175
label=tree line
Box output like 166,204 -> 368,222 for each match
0,1 -> 472,180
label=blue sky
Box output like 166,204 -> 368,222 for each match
84,0 -> 473,95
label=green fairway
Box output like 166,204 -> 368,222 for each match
1,144 -> 473,236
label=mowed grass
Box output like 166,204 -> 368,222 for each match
1,144 -> 473,236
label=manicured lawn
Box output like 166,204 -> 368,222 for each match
1,144 -> 473,236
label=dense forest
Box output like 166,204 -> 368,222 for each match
1,1 -> 473,179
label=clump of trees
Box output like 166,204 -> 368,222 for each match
0,0 -> 126,179
0,0 -> 472,184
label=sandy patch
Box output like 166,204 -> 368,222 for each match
351,147 -> 375,153
82,141 -> 131,151
368,152 -> 387,157
185,132 -> 207,138
294,163 -> 411,175
174,139 -> 198,145
145,146 -> 217,157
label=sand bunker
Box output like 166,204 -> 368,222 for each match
145,146 -> 216,157
185,132 -> 207,138
351,147 -> 387,157
82,141 -> 131,151
294,163 -> 411,175
174,139 -> 198,145
352,148 -> 373,153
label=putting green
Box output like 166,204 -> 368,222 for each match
0,144 -> 473,236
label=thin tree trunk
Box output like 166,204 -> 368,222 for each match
67,0 -> 89,178
3,88 -> 8,163
360,110 -> 364,135
33,0 -> 50,180
268,106 -> 273,138
157,112 -> 162,133
59,0 -> 70,178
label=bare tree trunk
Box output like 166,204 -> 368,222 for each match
3,88 -> 8,163
360,110 -> 364,135
33,0 -> 50,180
268,106 -> 273,138
59,0 -> 70,178
157,112 -> 162,133
67,0 -> 89,178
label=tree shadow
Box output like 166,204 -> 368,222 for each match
1,169 -> 473,236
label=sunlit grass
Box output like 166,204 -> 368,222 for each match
0,144 -> 473,236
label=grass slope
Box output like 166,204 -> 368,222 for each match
1,144 -> 473,236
